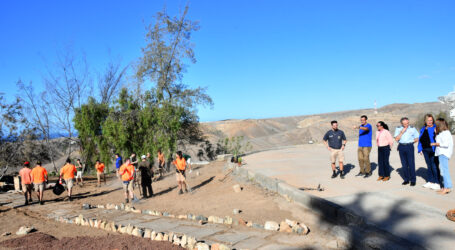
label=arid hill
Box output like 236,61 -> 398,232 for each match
200,102 -> 448,151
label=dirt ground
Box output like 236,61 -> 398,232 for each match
1,232 -> 183,250
0,161 -> 334,248
43,161 -> 323,227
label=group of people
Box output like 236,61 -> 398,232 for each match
17,148 -> 193,205
114,150 -> 193,203
323,114 -> 453,194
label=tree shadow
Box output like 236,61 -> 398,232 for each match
309,192 -> 455,249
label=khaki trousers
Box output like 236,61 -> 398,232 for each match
358,147 -> 372,174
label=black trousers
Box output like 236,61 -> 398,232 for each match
141,181 -> 153,197
378,146 -> 391,177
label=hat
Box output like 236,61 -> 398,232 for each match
24,161 -> 30,166
141,155 -> 146,159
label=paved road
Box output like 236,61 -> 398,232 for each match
244,141 -> 455,249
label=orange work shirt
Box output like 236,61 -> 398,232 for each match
19,168 -> 32,185
60,163 -> 77,180
173,157 -> 186,171
119,163 -> 135,181
96,163 -> 105,173
31,166 -> 48,184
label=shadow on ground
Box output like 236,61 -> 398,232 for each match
310,192 -> 455,249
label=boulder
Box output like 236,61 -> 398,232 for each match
16,226 -> 35,236
168,232 -> 174,242
126,224 -> 134,235
132,228 -> 143,237
180,234 -> 187,248
232,184 -> 242,193
151,231 -> 157,240
279,221 -> 292,233
172,234 -> 180,245
144,229 -> 151,238
194,242 -> 210,250
187,236 -> 197,249
264,221 -> 279,231
155,233 -> 163,241
224,216 -> 233,225
163,233 -> 169,241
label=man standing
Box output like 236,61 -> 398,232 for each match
95,160 -> 106,186
119,158 -> 135,203
75,159 -> 84,186
138,155 -> 153,198
157,149 -> 166,179
60,158 -> 77,201
30,161 -> 47,205
354,115 -> 373,178
394,117 -> 420,186
19,161 -> 33,205
115,153 -> 122,178
323,121 -> 347,179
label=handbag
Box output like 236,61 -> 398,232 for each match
53,178 -> 65,195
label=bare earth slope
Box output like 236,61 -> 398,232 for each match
201,102 -> 448,151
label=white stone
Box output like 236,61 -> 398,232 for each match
180,234 -> 187,248
155,233 -> 163,241
264,221 -> 280,231
144,229 -> 151,238
194,242 -> 210,250
232,184 -> 242,193
151,231 -> 157,240
16,226 -> 34,236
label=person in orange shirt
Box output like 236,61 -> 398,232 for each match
19,161 -> 33,205
30,161 -> 48,205
172,151 -> 188,194
95,160 -> 106,186
60,158 -> 77,201
157,149 -> 166,180
118,159 -> 135,203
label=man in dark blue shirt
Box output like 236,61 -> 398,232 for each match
115,153 -> 123,178
323,120 -> 347,179
353,115 -> 373,178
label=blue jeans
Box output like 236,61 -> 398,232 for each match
422,148 -> 440,184
439,155 -> 452,189
378,146 -> 391,177
398,144 -> 416,182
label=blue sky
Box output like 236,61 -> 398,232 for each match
0,0 -> 454,122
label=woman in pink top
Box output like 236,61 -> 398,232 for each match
376,121 -> 394,181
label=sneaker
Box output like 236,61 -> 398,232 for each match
355,172 -> 365,177
422,182 -> 432,188
410,182 -> 416,186
331,172 -> 337,178
377,176 -> 384,181
430,183 -> 441,190
24,200 -> 29,206
340,171 -> 345,179
402,181 -> 409,185
363,173 -> 372,178
382,177 -> 390,181
40,201 -> 44,205
178,189 -> 184,195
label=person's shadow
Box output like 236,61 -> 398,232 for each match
342,164 -> 355,175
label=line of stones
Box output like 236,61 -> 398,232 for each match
83,203 -> 309,235
51,213 -> 229,250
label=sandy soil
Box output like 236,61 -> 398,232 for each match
1,232 -> 182,250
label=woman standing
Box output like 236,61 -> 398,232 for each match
418,114 -> 440,190
431,118 -> 453,194
376,121 -> 394,181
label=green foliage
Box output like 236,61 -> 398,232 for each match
416,111 -> 455,134
74,97 -> 110,171
219,136 -> 253,157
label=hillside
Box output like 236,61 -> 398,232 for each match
200,102 -> 448,151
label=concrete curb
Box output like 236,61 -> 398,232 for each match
229,163 -> 425,250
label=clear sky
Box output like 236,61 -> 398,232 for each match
1,0 -> 454,122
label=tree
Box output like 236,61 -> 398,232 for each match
17,80 -> 59,173
219,136 -> 253,157
43,50 -> 90,155
134,5 -> 213,156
